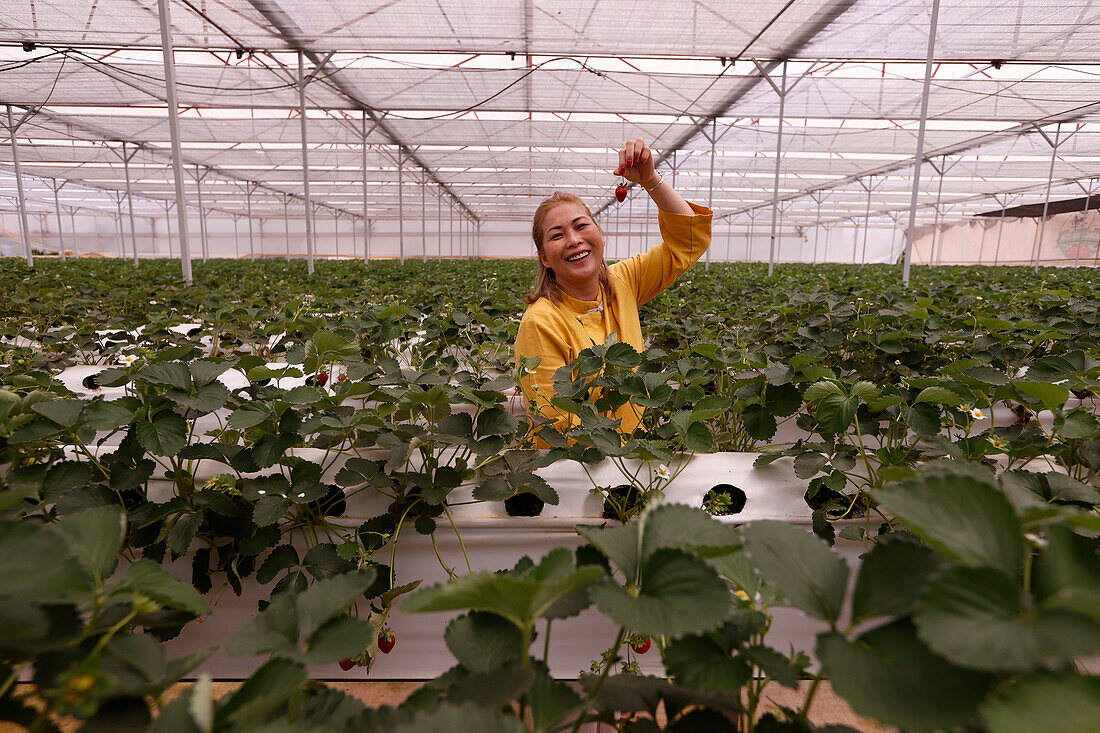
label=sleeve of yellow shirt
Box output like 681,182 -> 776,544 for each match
613,201 -> 713,306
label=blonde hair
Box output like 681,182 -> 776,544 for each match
525,191 -> 616,305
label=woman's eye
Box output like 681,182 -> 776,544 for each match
577,223 -> 588,229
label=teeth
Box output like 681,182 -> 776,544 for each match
566,251 -> 589,263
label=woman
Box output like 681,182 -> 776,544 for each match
516,138 -> 712,439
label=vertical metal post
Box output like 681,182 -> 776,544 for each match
298,52 -> 315,275
767,62 -> 787,277
69,208 -> 79,259
812,194 -> 822,264
283,196 -> 291,260
420,174 -> 426,261
164,200 -> 174,257
246,185 -> 255,261
437,187 -> 442,261
747,210 -> 755,261
860,177 -> 874,264
195,166 -> 209,262
157,0 -> 193,283
232,214 -> 240,258
362,111 -> 370,262
122,143 -> 138,263
1033,123 -> 1061,273
6,105 -> 33,267
114,199 -> 126,258
449,202 -> 455,258
1076,180 -> 1092,268
994,197 -> 1008,266
902,0 -> 941,284
334,209 -> 340,259
52,181 -> 67,262
929,159 -> 946,265
706,118 -> 716,269
397,149 -> 405,264
823,223 -> 831,262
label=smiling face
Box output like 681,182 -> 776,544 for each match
537,201 -> 606,301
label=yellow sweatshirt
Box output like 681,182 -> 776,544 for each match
515,202 -> 713,439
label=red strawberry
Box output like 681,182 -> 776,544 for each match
316,372 -> 328,386
338,658 -> 355,671
631,638 -> 651,654
338,373 -> 347,382
378,630 -> 396,654
615,185 -> 627,202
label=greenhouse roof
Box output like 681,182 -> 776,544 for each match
2,0 -> 1100,229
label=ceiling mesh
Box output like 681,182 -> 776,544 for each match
2,0 -> 1100,237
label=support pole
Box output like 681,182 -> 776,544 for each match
812,193 -> 822,264
994,199 -> 1008,266
420,173 -> 427,261
767,62 -> 788,277
437,186 -> 442,261
233,214 -> 240,259
362,112 -> 370,262
929,158 -> 946,265
449,202 -> 454,259
157,0 -> 193,283
246,185 -> 256,261
860,177 -> 874,264
114,198 -> 126,258
1032,122 -> 1062,273
1076,179 -> 1092,268
6,105 -> 33,267
123,142 -> 139,263
333,209 -> 340,259
298,51 -> 315,275
706,118 -> 716,269
398,149 -> 405,264
52,181 -> 67,262
902,0 -> 940,285
69,208 -> 79,259
283,196 -> 291,260
195,166 -> 209,262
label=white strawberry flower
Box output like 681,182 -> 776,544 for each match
969,408 -> 987,420
657,464 -> 671,480
118,353 -> 139,366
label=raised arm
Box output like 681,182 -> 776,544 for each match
616,138 -> 693,215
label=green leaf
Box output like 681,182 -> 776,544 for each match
913,386 -> 964,406
741,645 -> 801,689
803,380 -> 843,402
577,504 -> 741,580
120,560 -> 211,616
404,554 -> 603,631
663,634 -> 751,693
902,402 -> 941,437
741,403 -> 777,441
444,612 -> 527,673
302,615 -> 374,664
168,382 -> 229,414
388,703 -> 527,733
683,421 -> 714,452
965,366 -> 1009,385
282,385 -> 324,405
764,383 -> 802,417
852,540 -> 943,622
296,569 -> 378,639
475,407 -> 518,437
876,463 -> 1023,578
228,403 -> 270,429
31,399 -> 84,428
793,451 -> 828,480
589,548 -> 732,637
83,399 -> 136,431
1014,381 -> 1070,412
981,673 -> 1100,733
1054,409 -> 1100,440
50,506 -> 125,581
217,658 -> 308,728
690,395 -> 731,422
914,565 -> 1100,671
257,545 -> 299,585
529,672 -> 584,733
135,411 -> 188,457
741,521 -> 848,625
0,521 -> 96,602
818,620 -> 992,732
189,360 -> 232,387
138,362 -> 192,391
167,512 -> 200,557
1034,525 -> 1100,622
253,495 -> 290,527
815,393 -> 857,434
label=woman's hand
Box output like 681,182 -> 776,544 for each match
615,138 -> 659,188
614,137 -> 693,215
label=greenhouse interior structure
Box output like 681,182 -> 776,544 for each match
1,1 -> 1099,731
